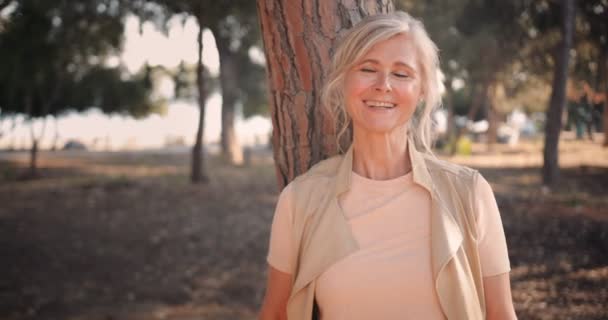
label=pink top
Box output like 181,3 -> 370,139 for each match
267,171 -> 510,320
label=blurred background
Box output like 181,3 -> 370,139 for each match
0,0 -> 606,319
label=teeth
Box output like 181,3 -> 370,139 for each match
365,100 -> 396,108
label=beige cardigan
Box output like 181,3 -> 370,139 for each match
284,142 -> 487,320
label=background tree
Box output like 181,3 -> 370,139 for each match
578,0 -> 608,146
138,0 -> 212,183
142,0 -> 267,177
0,0 -> 162,177
257,0 -> 395,188
398,0 -> 468,146
401,0 -> 530,151
208,2 -> 267,165
542,0 -> 575,186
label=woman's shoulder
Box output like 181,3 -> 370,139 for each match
423,154 -> 478,179
278,154 -> 344,225
290,153 -> 344,186
422,155 -> 495,203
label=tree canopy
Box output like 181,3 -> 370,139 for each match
0,0 -> 163,121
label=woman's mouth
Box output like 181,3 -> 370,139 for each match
364,100 -> 396,109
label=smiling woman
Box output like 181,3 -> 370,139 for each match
343,33 -> 422,139
259,11 -> 517,320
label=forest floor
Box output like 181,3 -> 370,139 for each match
0,137 -> 607,320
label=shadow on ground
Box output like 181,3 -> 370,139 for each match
0,148 -> 606,319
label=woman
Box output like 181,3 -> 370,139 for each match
259,11 -> 517,320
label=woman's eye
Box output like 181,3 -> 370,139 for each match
393,72 -> 409,78
360,68 -> 376,73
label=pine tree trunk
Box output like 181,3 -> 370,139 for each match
216,38 -> 243,165
542,0 -> 575,187
191,20 -> 209,184
257,0 -> 394,189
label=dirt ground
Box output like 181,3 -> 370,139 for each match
0,138 -> 607,320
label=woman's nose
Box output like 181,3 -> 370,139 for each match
374,73 -> 392,92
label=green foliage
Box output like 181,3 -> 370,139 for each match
0,0 -> 161,120
397,0 -> 608,116
213,9 -> 267,119
69,65 -> 166,118
239,56 -> 269,118
141,0 -> 268,118
575,1 -> 608,88
398,0 -> 529,119
451,86 -> 474,117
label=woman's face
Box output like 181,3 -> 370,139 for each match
343,33 -> 423,136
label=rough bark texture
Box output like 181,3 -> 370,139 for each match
217,39 -> 243,165
191,20 -> 209,184
257,0 -> 394,189
542,0 -> 575,187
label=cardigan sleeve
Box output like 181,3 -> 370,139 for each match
266,183 -> 296,275
474,173 -> 511,277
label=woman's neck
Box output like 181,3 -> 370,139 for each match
351,127 -> 412,180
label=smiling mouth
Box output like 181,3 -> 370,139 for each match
364,100 -> 396,109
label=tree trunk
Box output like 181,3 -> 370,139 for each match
444,77 -> 455,143
28,117 -> 46,178
8,116 -> 18,150
450,82 -> 486,155
257,0 -> 394,189
191,20 -> 209,184
542,0 -> 575,187
601,49 -> 608,147
486,81 -> 498,149
29,139 -> 38,174
216,37 -> 243,165
51,116 -> 60,151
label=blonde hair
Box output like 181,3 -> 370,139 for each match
321,11 -> 441,154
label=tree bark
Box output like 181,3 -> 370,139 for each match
257,0 -> 394,189
191,20 -> 209,184
542,0 -> 575,187
216,36 -> 243,165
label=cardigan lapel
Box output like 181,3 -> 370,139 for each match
408,140 -> 464,280
290,145 -> 358,297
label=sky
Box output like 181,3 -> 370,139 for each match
0,15 -> 271,151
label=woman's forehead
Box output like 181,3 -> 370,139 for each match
356,34 -> 419,68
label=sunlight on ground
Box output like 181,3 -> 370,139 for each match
445,136 -> 608,168
0,138 -> 606,320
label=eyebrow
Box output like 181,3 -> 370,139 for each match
358,59 -> 417,71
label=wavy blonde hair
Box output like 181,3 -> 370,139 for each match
321,11 -> 441,154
